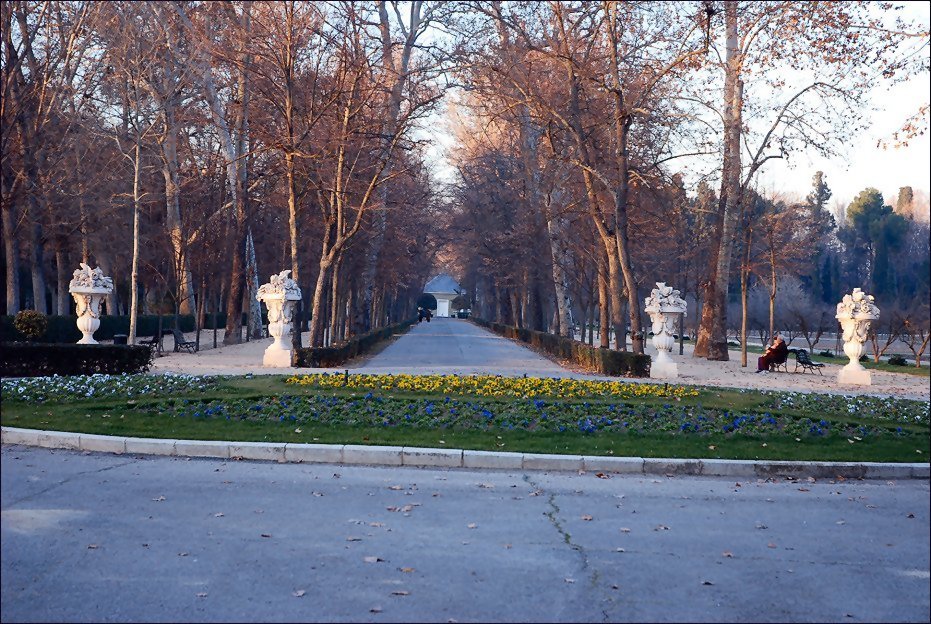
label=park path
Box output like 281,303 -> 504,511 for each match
354,317 -> 578,377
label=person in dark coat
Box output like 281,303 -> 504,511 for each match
757,333 -> 788,373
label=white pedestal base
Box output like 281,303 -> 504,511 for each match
77,334 -> 98,345
263,346 -> 293,367
650,359 -> 678,379
837,364 -> 871,385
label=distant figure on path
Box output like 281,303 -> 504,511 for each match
425,308 -> 432,323
757,333 -> 788,373
418,307 -> 425,323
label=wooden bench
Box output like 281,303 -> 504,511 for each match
768,349 -> 791,373
138,333 -> 163,354
793,348 -> 824,375
171,328 -> 197,354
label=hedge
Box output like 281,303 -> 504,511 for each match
471,318 -> 651,377
0,343 -> 154,377
294,319 -> 417,368
0,312 -> 269,343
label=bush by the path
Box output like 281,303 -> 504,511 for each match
293,319 -> 416,367
0,343 -> 154,377
472,318 -> 650,377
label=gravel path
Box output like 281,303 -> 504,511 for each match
149,319 -> 930,401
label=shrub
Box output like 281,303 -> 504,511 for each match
0,343 -> 154,377
472,317 -> 650,377
13,310 -> 48,341
887,354 -> 908,366
818,350 -> 834,358
1,314 -> 198,342
293,319 -> 416,368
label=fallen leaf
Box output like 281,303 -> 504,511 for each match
388,485 -> 403,491
370,522 -> 384,527
620,528 -> 631,533
722,551 -> 733,558
564,578 -> 575,584
615,548 -> 626,553
836,520 -> 846,525
529,490 -> 543,496
87,544 -> 99,549
178,552 -> 189,557
196,592 -> 208,598
504,544 -> 512,549
467,523 -> 477,529
906,513 -> 915,518
595,472 -> 610,479
401,505 -> 414,513
152,496 -> 166,502
478,483 -> 494,489
261,533 -> 272,538
400,567 -> 415,573
702,581 -> 714,586
214,512 -> 224,518
708,445 -> 716,450
363,556 -> 384,563
866,504 -> 877,509
346,536 -> 362,542
798,488 -> 810,492
611,584 -> 620,590
807,477 -> 816,483
767,543 -> 777,549
582,515 -> 593,521
386,506 -> 400,512
369,606 -> 383,613
312,492 -> 324,497
292,590 -> 305,598
391,590 -> 410,596
755,523 -> 768,530
654,524 -> 670,531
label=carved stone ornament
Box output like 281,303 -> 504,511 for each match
835,288 -> 880,386
256,270 -> 303,367
643,282 -> 687,379
68,263 -> 113,344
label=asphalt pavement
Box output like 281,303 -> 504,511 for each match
2,445 -> 928,623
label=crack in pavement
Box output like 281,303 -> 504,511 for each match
4,455 -> 141,507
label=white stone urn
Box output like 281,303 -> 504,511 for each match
68,263 -> 114,344
256,270 -> 302,367
644,282 -> 687,379
835,288 -> 880,385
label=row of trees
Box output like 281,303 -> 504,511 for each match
3,1 -> 928,362
441,1 -> 929,363
2,1 -> 449,346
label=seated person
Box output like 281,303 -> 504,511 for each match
757,333 -> 788,373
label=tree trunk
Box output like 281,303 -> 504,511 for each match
129,139 -> 142,342
1,180 -> 19,314
245,228 -> 263,339
598,260 -> 610,349
695,1 -> 742,361
309,260 -> 331,347
55,246 -> 68,315
161,103 -> 195,314
97,252 -> 118,316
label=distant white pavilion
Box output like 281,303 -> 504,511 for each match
423,273 -> 463,318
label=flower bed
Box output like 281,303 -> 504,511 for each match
286,373 -> 700,400
124,391 -> 925,442
1,373 -> 220,402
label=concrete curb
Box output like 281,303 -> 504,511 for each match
2,426 -> 928,480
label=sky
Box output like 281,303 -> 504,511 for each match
421,2 -> 930,216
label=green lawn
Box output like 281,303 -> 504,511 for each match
2,373 -> 927,463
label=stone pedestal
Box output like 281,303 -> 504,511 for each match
256,270 -> 302,368
835,289 -> 879,386
68,264 -> 114,345
644,282 -> 687,380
